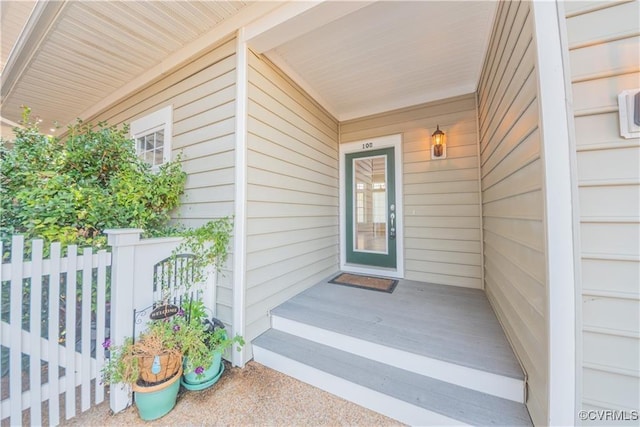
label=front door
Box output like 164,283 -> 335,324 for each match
345,148 -> 396,268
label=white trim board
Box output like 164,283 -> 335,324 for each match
531,1 -> 577,425
339,134 -> 404,279
232,29 -> 248,368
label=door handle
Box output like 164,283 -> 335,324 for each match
389,212 -> 396,239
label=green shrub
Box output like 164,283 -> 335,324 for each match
0,108 -> 187,250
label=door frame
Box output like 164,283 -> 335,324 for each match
339,134 -> 404,278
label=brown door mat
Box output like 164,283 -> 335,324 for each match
328,273 -> 398,293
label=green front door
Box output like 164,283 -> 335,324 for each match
345,148 -> 396,268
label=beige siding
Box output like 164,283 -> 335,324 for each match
341,94 -> 483,289
90,37 -> 237,323
477,1 -> 547,424
563,0 -> 640,416
245,51 -> 340,350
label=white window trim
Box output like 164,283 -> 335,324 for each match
130,105 -> 173,168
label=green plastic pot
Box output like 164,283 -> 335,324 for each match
133,367 -> 182,421
183,351 -> 222,385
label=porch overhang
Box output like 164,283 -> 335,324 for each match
1,0 -> 496,136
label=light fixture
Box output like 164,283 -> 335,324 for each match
431,124 -> 447,159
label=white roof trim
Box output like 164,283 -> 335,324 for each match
1,1 -> 67,100
340,84 -> 478,122
246,1 -> 374,53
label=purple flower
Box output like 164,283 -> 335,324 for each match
173,324 -> 180,332
102,339 -> 111,349
195,366 -> 204,375
177,309 -> 185,317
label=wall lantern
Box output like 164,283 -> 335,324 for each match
431,124 -> 447,159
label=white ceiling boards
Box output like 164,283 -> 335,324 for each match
1,1 -> 496,135
255,1 -> 496,121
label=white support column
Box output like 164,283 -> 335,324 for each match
232,29 -> 248,368
531,1 -> 577,425
104,228 -> 143,413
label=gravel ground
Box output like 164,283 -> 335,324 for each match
62,361 -> 405,426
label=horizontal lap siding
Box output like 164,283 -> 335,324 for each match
341,94 -> 483,289
477,1 -> 547,424
564,0 -> 640,416
245,51 -> 339,349
89,37 -> 237,324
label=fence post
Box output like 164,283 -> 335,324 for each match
104,228 -> 143,413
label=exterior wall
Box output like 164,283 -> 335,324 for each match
90,36 -> 237,324
244,51 -> 340,350
562,0 -> 640,415
476,1 -> 548,424
341,94 -> 483,289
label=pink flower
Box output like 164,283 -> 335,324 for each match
102,339 -> 111,349
173,325 -> 180,332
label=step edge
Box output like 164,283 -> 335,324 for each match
253,345 -> 469,426
272,315 -> 525,403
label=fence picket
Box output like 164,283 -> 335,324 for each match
1,238 -> 114,425
1,231 -> 212,424
64,245 -> 77,420
30,240 -> 44,425
0,240 -> 3,421
81,247 -> 92,411
95,250 -> 107,404
9,235 -> 24,425
48,242 -> 62,426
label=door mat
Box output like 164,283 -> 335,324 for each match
328,273 -> 398,293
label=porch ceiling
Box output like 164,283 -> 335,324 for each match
1,1 -> 496,138
256,1 -> 496,121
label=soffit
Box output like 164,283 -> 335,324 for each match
1,0 -> 250,136
1,1 -> 496,137
0,0 -> 37,74
261,1 -> 496,120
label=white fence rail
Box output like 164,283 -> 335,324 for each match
0,231 -> 217,425
0,235 -> 111,426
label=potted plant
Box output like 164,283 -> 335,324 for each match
101,217 -> 240,417
179,297 -> 244,390
101,316 -> 185,420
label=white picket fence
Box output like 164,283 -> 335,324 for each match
0,230 -> 218,425
0,235 -> 111,426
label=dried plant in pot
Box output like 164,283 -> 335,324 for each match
102,318 -> 184,386
101,317 -> 185,420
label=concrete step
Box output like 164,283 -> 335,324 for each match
253,329 -> 532,426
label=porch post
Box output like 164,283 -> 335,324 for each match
531,1 -> 577,425
104,228 -> 143,413
232,28 -> 248,367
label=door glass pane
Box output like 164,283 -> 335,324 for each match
353,155 -> 387,253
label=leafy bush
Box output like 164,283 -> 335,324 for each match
0,108 -> 187,249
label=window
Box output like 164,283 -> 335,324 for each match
356,192 -> 365,223
130,106 -> 172,168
